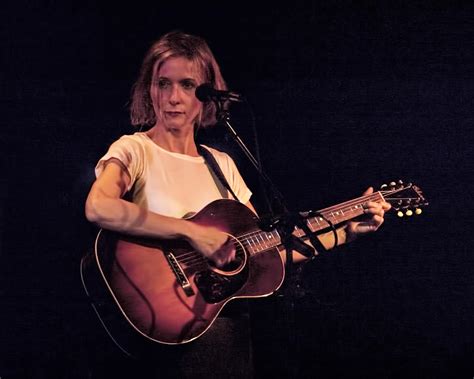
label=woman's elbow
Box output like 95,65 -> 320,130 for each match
85,193 -> 104,224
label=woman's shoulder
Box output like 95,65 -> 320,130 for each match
200,144 -> 232,160
115,131 -> 149,144
109,132 -> 153,151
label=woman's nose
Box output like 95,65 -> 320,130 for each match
169,85 -> 181,104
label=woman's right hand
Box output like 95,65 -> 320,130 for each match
185,223 -> 236,268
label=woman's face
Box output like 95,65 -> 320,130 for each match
150,56 -> 203,132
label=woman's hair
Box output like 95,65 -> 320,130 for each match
130,31 -> 227,128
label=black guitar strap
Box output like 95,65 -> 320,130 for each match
198,145 -> 239,201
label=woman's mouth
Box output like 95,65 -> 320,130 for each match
165,111 -> 184,117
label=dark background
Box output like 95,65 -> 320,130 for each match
2,1 -> 473,378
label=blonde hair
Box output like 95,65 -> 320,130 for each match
130,31 -> 227,128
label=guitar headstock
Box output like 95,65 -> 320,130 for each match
380,180 -> 428,217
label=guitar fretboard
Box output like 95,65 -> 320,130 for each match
239,192 -> 385,255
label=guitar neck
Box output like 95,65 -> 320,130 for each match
302,191 -> 385,234
242,192 -> 385,255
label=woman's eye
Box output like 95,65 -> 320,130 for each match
157,80 -> 170,89
181,81 -> 196,90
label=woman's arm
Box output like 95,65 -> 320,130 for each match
85,159 -> 236,267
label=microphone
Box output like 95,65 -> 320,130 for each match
195,83 -> 244,103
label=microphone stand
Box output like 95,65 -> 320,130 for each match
214,100 -> 331,377
213,101 -> 327,270
212,99 -> 331,378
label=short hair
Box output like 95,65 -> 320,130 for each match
130,31 -> 227,128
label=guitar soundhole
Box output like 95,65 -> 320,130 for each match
207,256 -> 243,272
194,236 -> 249,304
205,234 -> 247,275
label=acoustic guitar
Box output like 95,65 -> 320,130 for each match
80,181 -> 427,347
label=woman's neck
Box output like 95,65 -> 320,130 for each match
146,125 -> 199,156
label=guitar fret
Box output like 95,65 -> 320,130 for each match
243,230 -> 282,256
250,235 -> 259,253
245,236 -> 256,255
305,201 -> 369,232
250,235 -> 258,252
255,233 -> 264,250
294,225 -> 304,238
259,233 -> 267,249
260,233 -> 267,248
262,232 -> 272,249
268,230 -> 280,246
260,230 -> 279,250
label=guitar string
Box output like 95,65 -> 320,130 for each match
178,191 -> 391,263
176,228 -> 278,264
316,192 -> 382,214
176,193 -> 383,264
314,192 -> 421,220
178,245 -> 247,268
383,196 -> 419,200
303,193 -> 382,229
175,237 -> 251,263
175,228 -> 272,262
181,251 -> 246,268
305,190 -> 419,227
174,192 -> 374,263
316,188 -> 420,214
177,245 -> 246,264
175,190 -> 414,266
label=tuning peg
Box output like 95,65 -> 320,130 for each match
390,181 -> 396,186
406,210 -> 413,216
381,184 -> 388,189
398,180 -> 404,184
397,211 -> 404,217
415,208 -> 422,215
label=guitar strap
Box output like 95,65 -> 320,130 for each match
198,145 -> 239,201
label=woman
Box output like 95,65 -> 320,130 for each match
85,30 -> 390,377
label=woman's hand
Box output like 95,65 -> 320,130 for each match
185,223 -> 235,268
346,187 -> 391,241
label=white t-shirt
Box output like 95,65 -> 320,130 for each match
95,132 -> 252,218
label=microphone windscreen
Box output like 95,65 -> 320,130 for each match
195,83 -> 214,102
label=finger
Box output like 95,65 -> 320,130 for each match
365,208 -> 385,218
213,256 -> 225,268
221,244 -> 235,264
371,215 -> 384,228
363,203 -> 385,217
365,201 -> 382,209
352,222 -> 378,233
362,186 -> 374,196
218,251 -> 233,267
218,240 -> 236,266
381,201 -> 392,211
355,214 -> 385,233
226,250 -> 236,265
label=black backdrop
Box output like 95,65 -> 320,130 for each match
2,2 -> 473,378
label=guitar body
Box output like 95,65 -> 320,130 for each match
81,199 -> 285,345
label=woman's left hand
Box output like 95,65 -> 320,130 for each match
346,187 -> 391,241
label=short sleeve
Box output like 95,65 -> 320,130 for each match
95,135 -> 144,192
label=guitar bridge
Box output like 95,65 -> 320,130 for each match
165,252 -> 195,297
